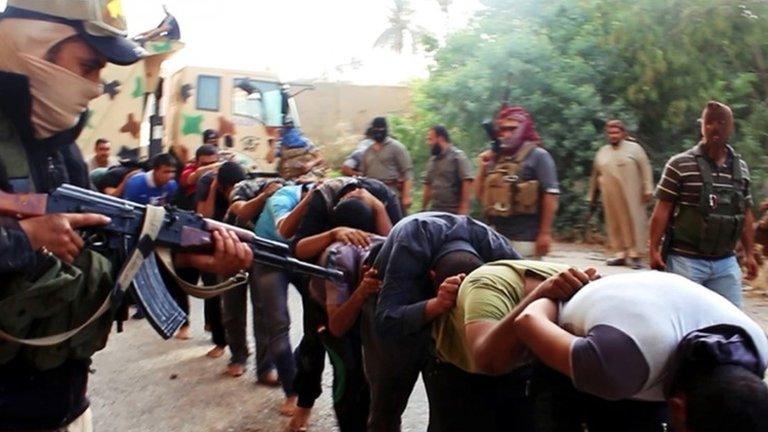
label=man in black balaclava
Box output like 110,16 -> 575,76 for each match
359,117 -> 414,210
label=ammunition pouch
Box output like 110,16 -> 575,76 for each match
671,154 -> 746,257
482,144 -> 539,217
0,250 -> 114,370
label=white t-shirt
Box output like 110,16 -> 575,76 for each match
560,271 -> 768,401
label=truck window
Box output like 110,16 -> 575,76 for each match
197,75 -> 221,111
232,78 -> 282,126
232,81 -> 263,120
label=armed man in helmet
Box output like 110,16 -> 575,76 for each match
0,1 -> 252,430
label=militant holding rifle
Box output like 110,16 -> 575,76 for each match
0,184 -> 342,339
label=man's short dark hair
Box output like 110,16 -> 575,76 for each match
333,198 -> 376,233
431,125 -> 450,142
196,144 -> 219,159
95,138 -> 110,148
202,129 -> 219,144
151,153 -> 177,170
677,364 -> 768,432
217,161 -> 246,189
431,250 -> 483,287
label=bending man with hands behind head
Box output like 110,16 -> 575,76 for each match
428,262 -> 598,431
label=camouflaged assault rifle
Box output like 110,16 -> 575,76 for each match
0,184 -> 342,340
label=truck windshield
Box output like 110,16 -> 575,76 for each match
232,78 -> 283,126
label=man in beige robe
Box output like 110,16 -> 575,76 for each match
588,120 -> 653,269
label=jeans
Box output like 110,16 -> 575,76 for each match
221,268 -> 273,376
531,365 -> 669,432
361,297 -> 429,432
666,254 -> 742,307
423,357 -> 534,432
252,263 -> 296,397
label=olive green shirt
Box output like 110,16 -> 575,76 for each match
360,137 -> 413,184
423,145 -> 474,213
433,260 -> 568,373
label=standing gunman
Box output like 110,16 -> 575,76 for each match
0,1 -> 252,430
476,106 -> 559,258
650,101 -> 758,306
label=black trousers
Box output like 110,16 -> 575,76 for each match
423,356 -> 535,432
319,326 -> 370,432
165,267 -> 195,326
530,365 -> 670,432
290,277 -> 327,409
201,273 -> 226,347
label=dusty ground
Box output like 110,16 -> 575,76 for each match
90,243 -> 768,431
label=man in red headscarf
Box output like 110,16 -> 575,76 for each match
476,106 -> 560,258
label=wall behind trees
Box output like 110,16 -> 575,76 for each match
395,0 -> 768,239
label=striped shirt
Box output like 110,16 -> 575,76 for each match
655,143 -> 752,256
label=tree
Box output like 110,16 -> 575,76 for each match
374,0 -> 434,54
397,0 -> 768,238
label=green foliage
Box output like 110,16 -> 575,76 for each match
396,0 -> 768,237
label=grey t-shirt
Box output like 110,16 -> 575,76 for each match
424,146 -> 475,213
560,271 -> 768,401
360,137 -> 413,184
487,146 -> 560,241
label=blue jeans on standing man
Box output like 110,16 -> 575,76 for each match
253,263 -> 297,397
666,253 -> 743,307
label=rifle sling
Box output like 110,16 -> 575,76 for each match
154,247 -> 248,299
0,205 -> 167,346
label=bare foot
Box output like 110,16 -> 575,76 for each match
257,370 -> 281,387
225,363 -> 245,377
279,395 -> 298,417
206,346 -> 225,358
287,405 -> 311,429
175,325 -> 191,340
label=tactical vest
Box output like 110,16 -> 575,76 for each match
0,250 -> 114,371
482,142 -> 539,217
671,154 -> 746,257
0,111 -> 116,370
0,113 -> 33,192
278,146 -> 327,180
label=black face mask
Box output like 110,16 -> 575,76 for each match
372,129 -> 387,142
430,143 -> 442,156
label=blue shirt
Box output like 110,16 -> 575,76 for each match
122,171 -> 178,206
254,185 -> 301,243
374,212 -> 519,339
